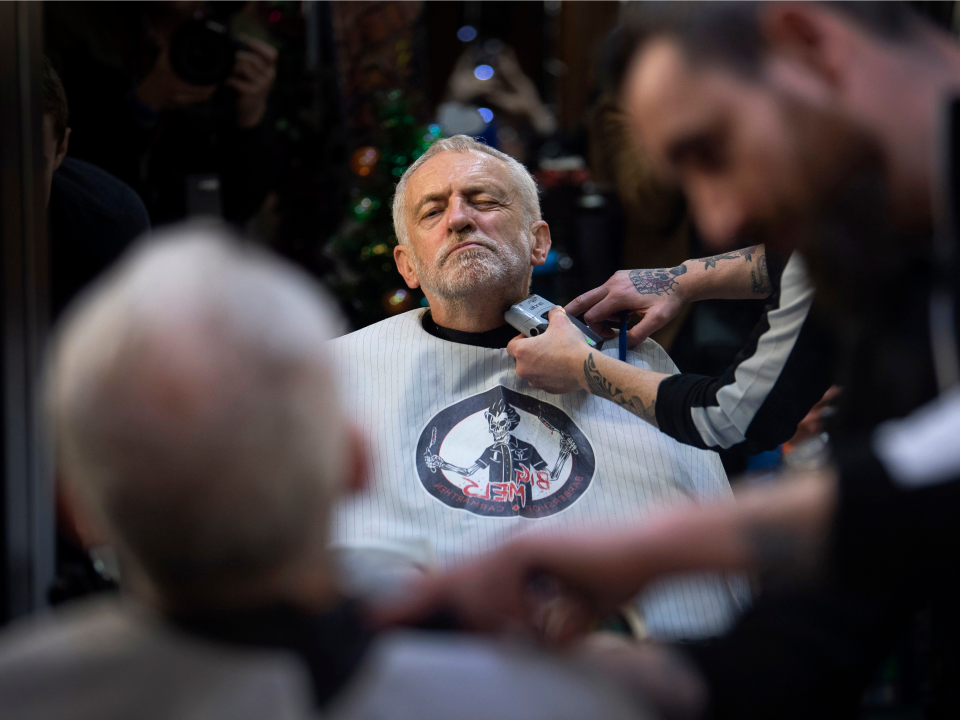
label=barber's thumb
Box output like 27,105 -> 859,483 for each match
547,305 -> 569,325
506,335 -> 525,358
626,316 -> 658,348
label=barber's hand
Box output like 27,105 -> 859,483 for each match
507,307 -> 590,395
227,34 -> 278,129
377,529 -> 652,640
566,268 -> 688,348
137,46 -> 217,112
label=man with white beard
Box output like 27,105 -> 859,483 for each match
331,135 -> 747,640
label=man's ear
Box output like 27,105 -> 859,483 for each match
394,244 -> 421,289
54,127 -> 71,172
529,220 -> 552,267
58,472 -> 108,550
345,424 -> 368,496
759,2 -> 852,93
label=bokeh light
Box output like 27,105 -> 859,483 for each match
478,107 -> 494,123
456,25 -> 478,42
474,64 -> 494,81
350,146 -> 380,177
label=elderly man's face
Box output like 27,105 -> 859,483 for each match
394,150 -> 548,308
625,40 -> 886,256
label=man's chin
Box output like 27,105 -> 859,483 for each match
428,275 -> 529,313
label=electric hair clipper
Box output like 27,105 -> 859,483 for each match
505,294 -> 604,348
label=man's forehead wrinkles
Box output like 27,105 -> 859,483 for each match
409,173 -> 511,216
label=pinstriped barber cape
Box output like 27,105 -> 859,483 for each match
330,309 -> 749,640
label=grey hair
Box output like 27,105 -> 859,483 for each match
391,135 -> 541,245
49,223 -> 348,602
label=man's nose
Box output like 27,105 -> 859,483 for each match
691,182 -> 749,250
446,196 -> 475,234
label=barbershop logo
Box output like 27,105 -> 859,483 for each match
416,386 -> 595,518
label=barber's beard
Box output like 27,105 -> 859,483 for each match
413,231 -> 531,311
753,97 -> 929,319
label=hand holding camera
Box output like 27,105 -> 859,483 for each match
226,34 -> 278,129
136,19 -> 277,129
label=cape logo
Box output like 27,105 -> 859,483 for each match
416,386 -> 595,518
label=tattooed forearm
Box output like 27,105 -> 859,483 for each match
583,353 -> 658,426
629,264 -> 687,296
698,245 -> 760,270
750,253 -> 771,296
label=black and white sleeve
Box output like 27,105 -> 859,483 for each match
655,253 -> 837,455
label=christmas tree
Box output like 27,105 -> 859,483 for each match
326,89 -> 441,328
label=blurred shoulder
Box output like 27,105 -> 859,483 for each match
53,158 -> 150,232
0,598 -> 313,720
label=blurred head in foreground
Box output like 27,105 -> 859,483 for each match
49,224 -> 363,612
619,1 -> 955,307
391,135 -> 551,327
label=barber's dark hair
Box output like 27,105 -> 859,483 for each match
614,1 -> 924,90
42,58 -> 69,144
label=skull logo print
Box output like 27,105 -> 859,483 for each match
417,386 -> 595,518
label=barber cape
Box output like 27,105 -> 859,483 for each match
330,309 -> 748,640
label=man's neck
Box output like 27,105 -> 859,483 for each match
426,284 -> 530,333
427,299 -> 511,333
132,549 -> 341,617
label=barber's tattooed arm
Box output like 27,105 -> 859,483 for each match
623,245 -> 770,305
629,265 -> 687,297
697,245 -> 758,269
624,244 -> 771,306
566,245 -> 771,349
750,252 -> 771,296
583,353 -> 660,426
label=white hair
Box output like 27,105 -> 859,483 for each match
49,223 -> 348,601
391,135 -> 541,245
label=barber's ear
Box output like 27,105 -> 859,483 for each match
759,2 -> 850,92
393,244 -> 421,289
345,424 -> 368,496
529,221 -> 552,267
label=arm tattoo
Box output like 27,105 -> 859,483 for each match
629,264 -> 687,296
583,353 -> 658,426
698,245 -> 760,270
750,253 -> 771,296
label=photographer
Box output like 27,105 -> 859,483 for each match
45,2 -> 279,227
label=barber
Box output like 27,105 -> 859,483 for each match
392,3 -> 960,717
509,243 -> 836,455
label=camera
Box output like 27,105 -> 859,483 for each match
169,18 -> 246,87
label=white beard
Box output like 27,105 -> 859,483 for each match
412,235 -> 530,309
